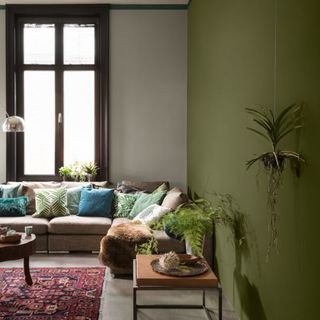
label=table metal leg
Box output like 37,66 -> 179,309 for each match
203,290 -> 206,307
218,287 -> 222,320
24,257 -> 33,286
133,287 -> 137,320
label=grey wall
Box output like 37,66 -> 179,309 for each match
0,10 -> 6,183
109,10 -> 187,188
0,9 -> 187,188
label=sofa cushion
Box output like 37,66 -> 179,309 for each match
129,191 -> 167,219
112,217 -> 131,226
0,216 -> 49,234
133,204 -> 170,226
153,230 -> 185,253
78,188 -> 114,218
33,188 -> 70,218
117,180 -> 170,194
0,184 -> 20,198
66,186 -> 84,215
114,192 -> 139,218
0,196 -> 28,217
161,188 -> 188,211
48,215 -> 112,235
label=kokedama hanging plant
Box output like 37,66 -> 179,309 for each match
246,103 -> 306,258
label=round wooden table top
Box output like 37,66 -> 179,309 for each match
0,233 -> 36,262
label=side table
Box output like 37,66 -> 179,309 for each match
0,233 -> 36,285
133,254 -> 222,320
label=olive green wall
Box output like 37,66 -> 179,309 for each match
188,1 -> 320,319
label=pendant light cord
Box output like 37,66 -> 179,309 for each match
273,0 -> 278,113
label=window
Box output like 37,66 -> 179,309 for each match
6,5 -> 108,181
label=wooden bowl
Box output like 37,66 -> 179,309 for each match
0,233 -> 22,243
179,254 -> 202,266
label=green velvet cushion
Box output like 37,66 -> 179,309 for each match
129,191 -> 167,219
0,184 -> 20,198
0,196 -> 28,217
33,188 -> 70,218
114,193 -> 139,218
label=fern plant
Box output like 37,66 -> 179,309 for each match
135,238 -> 158,255
162,192 -> 247,257
163,204 -> 213,257
246,103 -> 306,258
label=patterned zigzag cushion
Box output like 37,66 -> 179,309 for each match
33,188 -> 70,218
114,193 -> 139,218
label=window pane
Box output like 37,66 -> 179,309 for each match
24,71 -> 55,175
64,24 -> 95,64
24,24 -> 55,64
64,71 -> 95,165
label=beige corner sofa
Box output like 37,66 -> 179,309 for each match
0,180 -> 213,266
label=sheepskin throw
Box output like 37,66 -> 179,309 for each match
99,221 -> 153,274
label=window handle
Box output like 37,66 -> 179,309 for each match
58,113 -> 63,124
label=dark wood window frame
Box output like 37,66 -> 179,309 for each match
6,4 -> 109,182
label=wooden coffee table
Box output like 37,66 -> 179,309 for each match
0,233 -> 36,285
133,254 -> 222,320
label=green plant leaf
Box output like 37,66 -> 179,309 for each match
274,104 -> 298,128
247,127 -> 270,142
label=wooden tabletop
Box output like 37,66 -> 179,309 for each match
0,233 -> 36,262
135,254 -> 219,288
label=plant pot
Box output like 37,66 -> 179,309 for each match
87,174 -> 96,182
185,237 -> 205,257
62,176 -> 72,182
262,153 -> 284,170
164,224 -> 182,241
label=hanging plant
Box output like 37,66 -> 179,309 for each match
246,103 -> 306,257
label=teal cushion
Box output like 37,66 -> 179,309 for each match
78,187 -> 114,218
0,184 -> 20,198
129,191 -> 167,219
0,196 -> 28,217
67,186 -> 88,215
114,193 -> 139,218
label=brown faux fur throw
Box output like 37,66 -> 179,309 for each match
99,221 -> 153,274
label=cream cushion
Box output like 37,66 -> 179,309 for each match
133,204 -> 170,226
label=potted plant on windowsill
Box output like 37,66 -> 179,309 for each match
58,166 -> 72,181
69,161 -> 86,182
82,162 -> 99,182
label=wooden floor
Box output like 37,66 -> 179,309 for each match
0,253 -> 239,320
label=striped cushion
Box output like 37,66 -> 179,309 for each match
33,188 -> 70,218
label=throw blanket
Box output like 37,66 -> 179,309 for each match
99,221 -> 153,274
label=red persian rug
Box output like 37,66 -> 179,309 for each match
0,267 -> 106,320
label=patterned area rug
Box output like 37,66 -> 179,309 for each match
0,267 -> 106,320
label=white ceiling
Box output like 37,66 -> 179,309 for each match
0,0 -> 189,4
